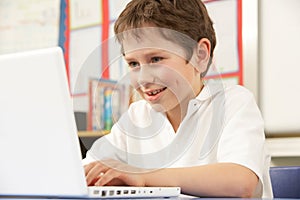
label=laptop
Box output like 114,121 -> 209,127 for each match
0,47 -> 180,198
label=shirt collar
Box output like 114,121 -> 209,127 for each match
195,79 -> 225,102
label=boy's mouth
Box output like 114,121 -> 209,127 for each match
145,87 -> 167,96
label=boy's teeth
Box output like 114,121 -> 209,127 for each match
147,87 -> 166,96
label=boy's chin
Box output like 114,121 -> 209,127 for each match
149,103 -> 167,113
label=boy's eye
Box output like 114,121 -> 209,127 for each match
151,57 -> 163,63
128,61 -> 140,68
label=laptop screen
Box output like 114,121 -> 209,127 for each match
0,47 -> 87,197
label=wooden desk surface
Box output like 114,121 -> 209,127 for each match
78,130 -> 110,138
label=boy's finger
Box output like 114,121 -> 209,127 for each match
86,164 -> 108,185
94,168 -> 119,186
83,162 -> 96,175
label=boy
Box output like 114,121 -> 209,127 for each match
83,0 -> 273,198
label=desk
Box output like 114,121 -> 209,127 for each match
78,130 -> 110,138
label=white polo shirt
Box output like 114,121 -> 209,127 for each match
84,82 -> 273,198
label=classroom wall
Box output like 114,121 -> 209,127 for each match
242,0 -> 259,99
258,0 -> 300,166
259,0 -> 300,135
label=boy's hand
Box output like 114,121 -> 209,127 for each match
84,159 -> 147,187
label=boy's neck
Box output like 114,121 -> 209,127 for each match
166,83 -> 204,133
166,95 -> 192,133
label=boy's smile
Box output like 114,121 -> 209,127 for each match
143,86 -> 167,102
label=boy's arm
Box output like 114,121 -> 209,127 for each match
84,159 -> 258,197
143,163 -> 258,198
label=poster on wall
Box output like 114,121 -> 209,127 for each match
204,0 -> 243,85
59,0 -> 130,97
0,0 -> 60,54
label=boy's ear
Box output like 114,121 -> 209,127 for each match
193,38 -> 211,74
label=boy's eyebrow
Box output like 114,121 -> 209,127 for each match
124,49 -> 168,59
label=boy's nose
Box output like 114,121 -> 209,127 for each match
137,64 -> 155,87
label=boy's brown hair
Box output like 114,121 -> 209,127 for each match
114,0 -> 216,76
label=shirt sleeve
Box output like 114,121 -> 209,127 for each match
217,86 -> 269,197
82,124 -> 128,165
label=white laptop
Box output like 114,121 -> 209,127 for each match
0,47 -> 180,198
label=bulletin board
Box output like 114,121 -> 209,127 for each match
204,0 -> 243,85
59,0 -> 130,97
0,0 -> 60,54
59,0 -> 243,110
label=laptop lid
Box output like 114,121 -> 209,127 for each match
0,47 -> 88,197
0,47 -> 180,198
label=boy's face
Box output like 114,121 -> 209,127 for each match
122,27 -> 203,113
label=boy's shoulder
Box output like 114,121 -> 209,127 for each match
127,99 -> 154,115
221,84 -> 258,112
201,81 -> 254,102
200,82 -> 256,109
224,84 -> 255,100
